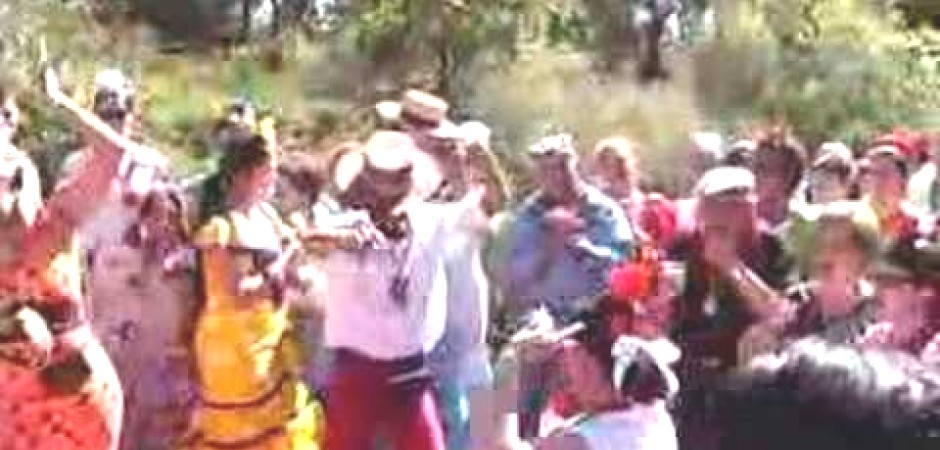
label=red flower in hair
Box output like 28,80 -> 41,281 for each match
608,261 -> 654,305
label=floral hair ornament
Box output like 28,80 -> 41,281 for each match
607,245 -> 661,309
611,335 -> 681,400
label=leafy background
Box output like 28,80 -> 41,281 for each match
1,0 -> 938,195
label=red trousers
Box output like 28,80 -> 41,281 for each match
324,349 -> 446,450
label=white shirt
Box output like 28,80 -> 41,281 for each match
322,195 -> 479,360
574,402 -> 678,450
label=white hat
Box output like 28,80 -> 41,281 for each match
458,121 -> 492,148
93,69 -> 134,96
333,131 -> 442,197
374,90 -> 460,139
693,166 -> 755,198
691,131 -> 723,158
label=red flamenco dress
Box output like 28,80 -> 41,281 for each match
0,235 -> 122,449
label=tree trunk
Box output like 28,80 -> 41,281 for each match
241,0 -> 252,43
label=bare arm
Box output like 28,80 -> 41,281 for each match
20,70 -> 165,268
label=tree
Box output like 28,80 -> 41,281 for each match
345,0 -> 539,100
695,0 -> 940,145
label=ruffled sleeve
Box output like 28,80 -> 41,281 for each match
194,217 -> 232,249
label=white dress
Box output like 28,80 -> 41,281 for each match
573,402 -> 678,450
432,205 -> 493,387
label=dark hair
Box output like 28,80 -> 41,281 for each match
140,187 -> 189,236
572,311 -> 672,404
754,132 -> 807,195
704,340 -> 940,450
279,152 -> 326,205
198,131 -> 272,223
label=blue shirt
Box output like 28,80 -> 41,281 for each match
502,185 -> 635,320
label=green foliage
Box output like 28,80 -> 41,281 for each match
346,0 -> 536,96
697,0 -> 940,146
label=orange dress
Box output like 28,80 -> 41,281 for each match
0,237 -> 123,450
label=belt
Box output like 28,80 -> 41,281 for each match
331,348 -> 431,387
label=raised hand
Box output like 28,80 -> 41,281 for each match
44,66 -> 67,105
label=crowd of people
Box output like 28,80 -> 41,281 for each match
0,66 -> 939,450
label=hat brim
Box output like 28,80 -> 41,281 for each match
331,145 -> 444,199
427,119 -> 462,139
375,101 -> 403,123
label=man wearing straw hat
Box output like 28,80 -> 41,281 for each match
320,130 -> 485,450
375,89 -> 463,201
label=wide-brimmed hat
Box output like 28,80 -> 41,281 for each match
332,131 -> 443,197
690,132 -> 723,159
375,90 -> 460,139
458,121 -> 492,149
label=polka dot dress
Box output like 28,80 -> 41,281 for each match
0,341 -> 123,450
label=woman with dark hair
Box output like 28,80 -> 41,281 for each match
751,131 -> 806,232
186,131 -> 323,449
486,254 -> 682,450
532,333 -> 678,450
493,314 -> 679,450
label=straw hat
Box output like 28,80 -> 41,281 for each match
458,121 -> 492,149
375,90 -> 460,139
332,131 -> 443,198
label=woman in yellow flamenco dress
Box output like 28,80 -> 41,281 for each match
185,129 -> 323,450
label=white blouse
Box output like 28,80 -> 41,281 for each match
574,402 -> 678,450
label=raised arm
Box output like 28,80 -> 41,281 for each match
20,69 -> 165,268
